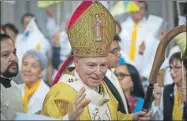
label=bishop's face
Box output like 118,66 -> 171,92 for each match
74,57 -> 108,88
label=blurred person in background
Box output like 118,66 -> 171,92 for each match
152,52 -> 186,120
51,31 -> 72,70
105,34 -> 131,114
4,23 -> 19,42
19,50 -> 49,114
119,0 -> 163,91
45,7 -> 72,80
0,34 -> 23,120
115,63 -> 145,113
15,13 -> 53,86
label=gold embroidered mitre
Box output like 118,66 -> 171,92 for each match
67,1 -> 115,57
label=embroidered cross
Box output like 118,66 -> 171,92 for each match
68,78 -> 74,83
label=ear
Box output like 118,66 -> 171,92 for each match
39,74 -> 42,79
130,78 -> 133,87
38,70 -> 42,79
73,57 -> 79,67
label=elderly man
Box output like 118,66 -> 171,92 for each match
0,34 -> 23,120
41,1 -> 151,120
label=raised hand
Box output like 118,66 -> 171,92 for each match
68,87 -> 90,120
139,41 -> 145,55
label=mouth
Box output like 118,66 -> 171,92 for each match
171,76 -> 177,80
23,73 -> 32,77
9,64 -> 18,70
90,77 -> 102,82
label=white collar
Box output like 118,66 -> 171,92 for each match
73,70 -> 110,106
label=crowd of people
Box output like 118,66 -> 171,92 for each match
0,0 -> 186,120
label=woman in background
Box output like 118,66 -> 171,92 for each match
152,52 -> 186,120
115,63 -> 145,113
19,50 -> 49,114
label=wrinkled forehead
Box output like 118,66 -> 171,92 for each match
77,57 -> 108,64
22,54 -> 38,62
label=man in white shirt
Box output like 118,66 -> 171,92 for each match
119,1 -> 164,81
0,34 -> 23,120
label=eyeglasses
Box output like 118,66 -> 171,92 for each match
109,47 -> 121,54
167,66 -> 182,72
115,72 -> 130,80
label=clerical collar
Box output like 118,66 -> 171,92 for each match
0,75 -> 12,88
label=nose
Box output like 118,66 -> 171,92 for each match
10,53 -> 18,62
95,66 -> 102,77
170,69 -> 175,76
116,51 -> 121,58
22,64 -> 31,72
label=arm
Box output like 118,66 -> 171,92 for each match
40,83 -> 73,118
41,83 -> 90,120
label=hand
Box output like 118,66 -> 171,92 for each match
132,111 -> 152,120
132,111 -> 146,120
52,32 -> 60,46
68,87 -> 90,120
153,83 -> 161,106
138,111 -> 152,121
160,31 -> 167,39
139,41 -> 145,55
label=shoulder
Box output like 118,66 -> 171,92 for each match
163,83 -> 174,95
41,82 -> 77,116
147,15 -> 164,23
35,81 -> 50,96
18,83 -> 24,89
164,83 -> 174,89
47,82 -> 77,101
10,81 -> 22,91
40,81 -> 50,91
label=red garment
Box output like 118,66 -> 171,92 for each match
52,56 -> 73,86
128,96 -> 139,112
67,1 -> 92,30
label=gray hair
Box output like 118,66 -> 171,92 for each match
22,50 -> 47,71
